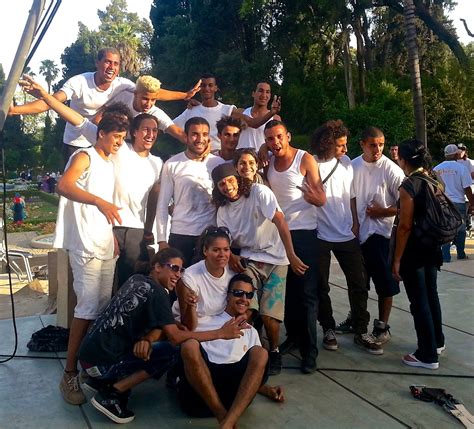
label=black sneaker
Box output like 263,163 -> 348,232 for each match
268,350 -> 282,375
80,372 -> 109,394
279,338 -> 298,355
335,311 -> 354,334
300,356 -> 317,374
91,388 -> 135,424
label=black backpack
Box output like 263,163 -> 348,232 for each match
411,174 -> 463,247
27,325 -> 69,352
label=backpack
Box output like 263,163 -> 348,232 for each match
27,325 -> 69,352
411,174 -> 463,247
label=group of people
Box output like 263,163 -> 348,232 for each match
11,47 -> 473,427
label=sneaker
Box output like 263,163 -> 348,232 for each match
402,353 -> 439,370
91,388 -> 135,424
300,356 -> 317,374
335,312 -> 354,334
59,371 -> 86,405
372,319 -> 391,345
437,345 -> 446,355
268,350 -> 282,375
354,333 -> 384,355
279,338 -> 298,355
322,329 -> 338,351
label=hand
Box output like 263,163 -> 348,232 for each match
133,339 -> 152,361
257,143 -> 270,168
18,74 -> 48,98
96,199 -> 122,225
260,385 -> 285,402
351,222 -> 360,239
366,201 -> 386,218
182,286 -> 198,307
288,253 -> 309,276
229,253 -> 246,273
297,182 -> 324,206
176,321 -> 189,331
113,234 -> 120,258
91,108 -> 104,125
219,315 -> 250,339
468,204 -> 474,215
158,241 -> 170,251
392,260 -> 402,282
186,98 -> 201,110
270,95 -> 281,114
185,79 -> 201,100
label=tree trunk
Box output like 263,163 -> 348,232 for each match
353,17 -> 367,103
403,0 -> 426,145
342,29 -> 356,110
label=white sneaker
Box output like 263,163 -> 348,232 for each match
436,345 -> 446,355
402,353 -> 439,370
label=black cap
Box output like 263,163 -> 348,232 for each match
212,163 -> 237,186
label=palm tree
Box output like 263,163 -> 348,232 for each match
39,59 -> 60,94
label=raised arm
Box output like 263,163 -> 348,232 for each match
18,75 -> 84,126
299,153 -> 326,207
156,79 -> 201,101
232,95 -> 281,129
176,279 -> 199,331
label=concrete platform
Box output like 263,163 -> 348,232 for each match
0,257 -> 472,428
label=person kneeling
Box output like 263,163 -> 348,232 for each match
178,273 -> 284,429
78,248 -> 247,424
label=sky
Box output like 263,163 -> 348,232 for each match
0,0 -> 472,89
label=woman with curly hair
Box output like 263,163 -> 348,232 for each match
233,148 -> 264,184
211,162 -> 306,375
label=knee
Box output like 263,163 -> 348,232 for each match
249,346 -> 268,366
180,339 -> 200,361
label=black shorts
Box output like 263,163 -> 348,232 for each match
361,234 -> 400,298
177,346 -> 268,417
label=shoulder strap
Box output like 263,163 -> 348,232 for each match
321,159 -> 340,184
411,173 -> 442,191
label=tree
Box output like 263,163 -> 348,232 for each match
39,59 -> 60,93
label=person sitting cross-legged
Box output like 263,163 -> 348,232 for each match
78,248 -> 248,424
178,273 -> 284,429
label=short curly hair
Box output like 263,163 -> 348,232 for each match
310,120 -> 349,159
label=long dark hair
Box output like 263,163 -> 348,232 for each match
398,139 -> 432,171
212,175 -> 253,207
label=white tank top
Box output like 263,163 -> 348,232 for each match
237,107 -> 273,151
267,149 -> 317,231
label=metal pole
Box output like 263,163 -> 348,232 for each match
0,0 -> 46,132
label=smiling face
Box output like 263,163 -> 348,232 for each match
186,123 -> 210,157
236,153 -> 258,181
361,136 -> 385,163
203,236 -> 231,271
95,52 -> 121,85
252,82 -> 271,108
264,124 -> 290,158
226,280 -> 254,316
217,175 -> 239,201
155,257 -> 184,292
200,77 -> 218,102
98,129 -> 127,156
133,118 -> 159,153
218,125 -> 241,152
133,91 -> 159,113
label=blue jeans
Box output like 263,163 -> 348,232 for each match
401,264 -> 444,363
441,202 -> 467,262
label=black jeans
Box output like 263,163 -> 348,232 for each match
169,233 -> 199,268
284,230 -> 319,361
401,264 -> 444,363
316,238 -> 370,334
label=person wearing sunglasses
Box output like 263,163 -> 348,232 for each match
178,273 -> 285,427
78,248 -> 248,424
211,162 -> 307,375
172,226 -> 236,331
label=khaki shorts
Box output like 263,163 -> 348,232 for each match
244,261 -> 288,321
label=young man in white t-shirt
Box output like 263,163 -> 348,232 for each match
311,120 -> 382,355
351,127 -> 405,344
179,273 -> 284,428
174,74 -> 281,151
237,81 -> 282,151
212,115 -> 244,161
265,120 -> 325,374
156,117 -> 225,266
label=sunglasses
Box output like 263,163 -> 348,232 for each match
230,289 -> 255,299
204,226 -> 232,242
162,263 -> 185,274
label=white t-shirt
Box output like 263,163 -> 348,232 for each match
197,311 -> 261,364
173,102 -> 235,151
316,155 -> 355,242
236,107 -> 273,151
60,72 -> 135,148
172,260 -> 236,329
457,159 -> 474,183
111,143 -> 163,229
434,160 -> 472,203
352,154 -> 405,244
217,184 -> 289,265
53,147 -> 115,259
156,152 -> 225,241
267,149 -> 317,231
108,89 -> 174,131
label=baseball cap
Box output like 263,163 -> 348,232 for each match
444,144 -> 459,156
457,143 -> 467,151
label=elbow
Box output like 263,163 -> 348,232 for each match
56,180 -> 66,196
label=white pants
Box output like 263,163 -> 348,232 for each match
69,253 -> 117,320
